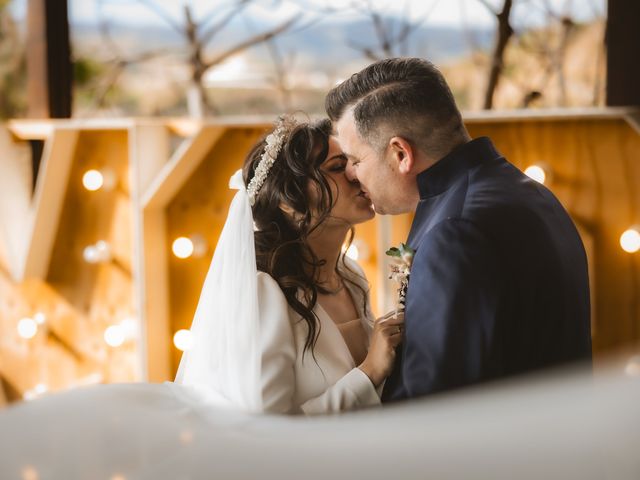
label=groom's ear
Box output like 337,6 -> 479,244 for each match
388,136 -> 415,175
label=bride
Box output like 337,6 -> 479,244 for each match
174,116 -> 404,414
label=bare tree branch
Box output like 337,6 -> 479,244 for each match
204,16 -> 299,70
477,0 -> 498,16
200,0 -> 251,45
135,0 -> 183,34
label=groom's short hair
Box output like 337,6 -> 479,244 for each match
326,57 -> 466,156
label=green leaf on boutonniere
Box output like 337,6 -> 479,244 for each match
399,243 -> 415,257
385,247 -> 401,257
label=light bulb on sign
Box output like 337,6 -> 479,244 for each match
83,241 -> 112,264
620,227 -> 640,254
82,168 -> 116,191
83,245 -> 100,263
524,165 -> 547,184
94,240 -> 112,261
34,383 -> 47,395
104,325 -> 125,347
173,329 -> 194,351
625,356 -> 640,376
172,237 -> 194,259
119,316 -> 138,340
83,169 -> 103,191
33,312 -> 47,325
17,317 -> 38,339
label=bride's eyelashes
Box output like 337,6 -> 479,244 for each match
323,154 -> 349,173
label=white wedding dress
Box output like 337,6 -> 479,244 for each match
172,256 -> 380,415
249,258 -> 381,414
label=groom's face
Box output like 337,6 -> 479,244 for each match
335,109 -> 399,215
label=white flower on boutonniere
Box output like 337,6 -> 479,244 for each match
385,243 -> 415,313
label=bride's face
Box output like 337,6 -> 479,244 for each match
314,137 -> 375,227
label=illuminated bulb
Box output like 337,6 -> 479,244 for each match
620,227 -> 640,254
23,384 -> 47,401
83,241 -> 112,263
625,356 -> 640,376
21,465 -> 39,480
173,329 -> 194,351
33,312 -> 47,325
345,244 -> 359,261
524,165 -> 547,184
172,237 -> 194,259
119,317 -> 138,340
17,317 -> 38,339
34,383 -> 47,395
83,245 -> 100,264
94,240 -> 112,261
82,168 -> 116,191
83,169 -> 104,191
104,325 -> 125,347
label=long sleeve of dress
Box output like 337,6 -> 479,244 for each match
256,272 -> 380,415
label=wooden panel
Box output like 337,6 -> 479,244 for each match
142,126 -> 226,210
129,124 -> 172,382
166,127 -> 265,374
21,128 -> 78,280
0,127 -> 32,275
43,129 -> 138,384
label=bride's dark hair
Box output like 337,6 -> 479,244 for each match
242,118 -> 368,357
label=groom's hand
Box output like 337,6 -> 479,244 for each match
358,311 -> 405,387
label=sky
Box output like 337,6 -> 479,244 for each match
10,0 -> 606,29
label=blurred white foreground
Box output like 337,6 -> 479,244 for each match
0,364 -> 638,480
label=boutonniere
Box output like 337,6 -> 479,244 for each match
385,243 -> 415,312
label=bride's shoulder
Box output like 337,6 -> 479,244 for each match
255,271 -> 299,327
256,271 -> 284,295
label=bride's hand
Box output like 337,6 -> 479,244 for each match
358,310 -> 405,387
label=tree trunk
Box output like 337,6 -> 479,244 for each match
483,0 -> 513,110
26,0 -> 72,118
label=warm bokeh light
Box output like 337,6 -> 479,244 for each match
33,312 -> 47,325
172,237 -> 194,259
17,317 -> 38,339
625,356 -> 640,377
104,325 -> 125,347
119,317 -> 138,340
23,384 -> 48,401
173,329 -> 194,352
94,240 -> 112,261
83,245 -> 100,263
620,228 -> 640,253
524,165 -> 547,184
345,244 -> 359,261
83,241 -> 112,263
82,169 -> 104,191
21,465 -> 39,480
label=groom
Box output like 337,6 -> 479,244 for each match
326,58 -> 592,402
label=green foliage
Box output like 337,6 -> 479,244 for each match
74,57 -> 105,87
385,243 -> 415,258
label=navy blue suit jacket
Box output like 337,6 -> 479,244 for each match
381,137 -> 592,402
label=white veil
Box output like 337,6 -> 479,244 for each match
174,169 -> 261,412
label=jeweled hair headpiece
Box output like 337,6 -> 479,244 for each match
247,115 -> 298,206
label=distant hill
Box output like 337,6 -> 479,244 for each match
71,15 -> 494,72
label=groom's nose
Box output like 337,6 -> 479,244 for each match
345,160 -> 358,183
